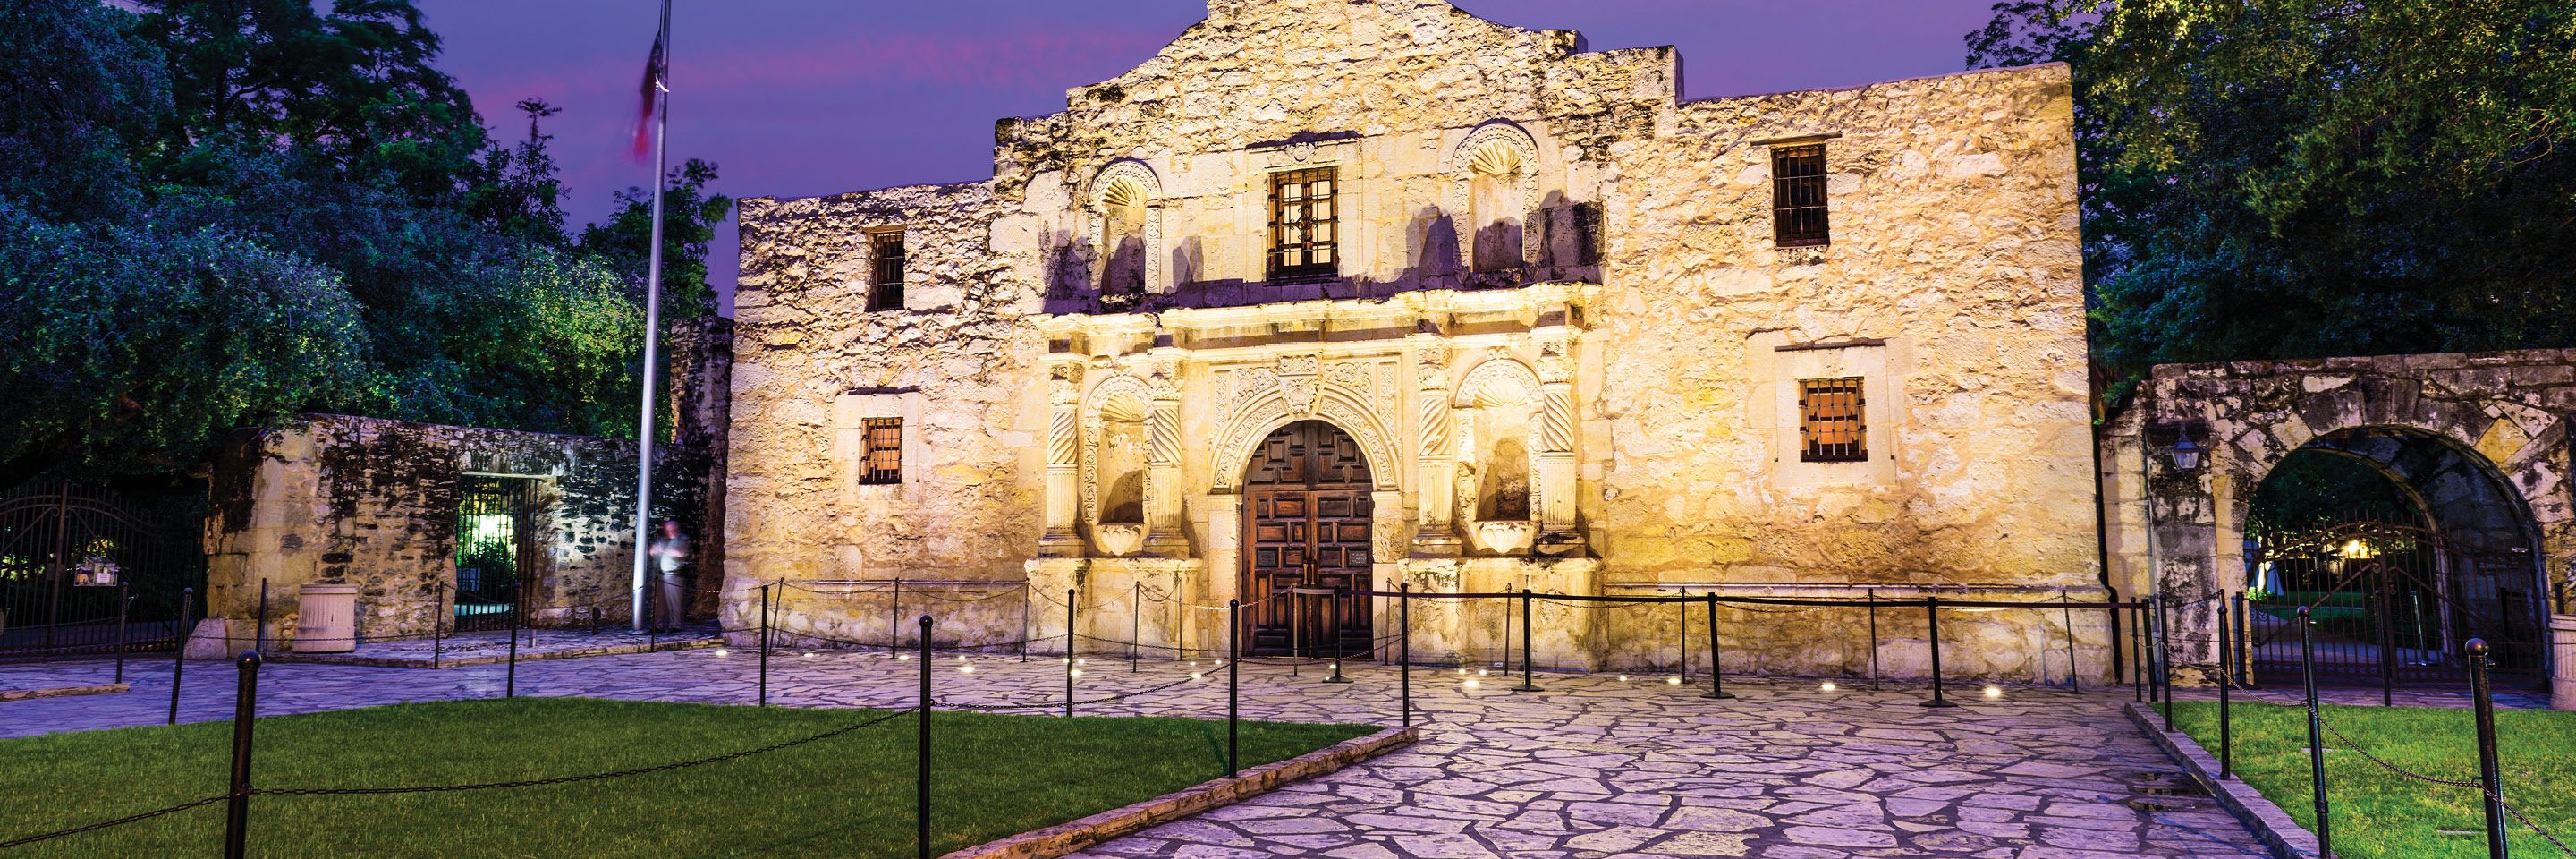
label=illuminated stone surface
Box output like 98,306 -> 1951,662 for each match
730,0 -> 2098,681
1,653 -> 2284,855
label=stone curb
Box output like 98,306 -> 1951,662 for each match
267,637 -> 722,668
0,683 -> 131,702
938,723 -> 1419,859
2124,702 -> 2324,859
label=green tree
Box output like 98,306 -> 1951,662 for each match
581,158 -> 735,319
0,0 -> 168,223
1969,0 -> 2576,401
0,200 -> 373,475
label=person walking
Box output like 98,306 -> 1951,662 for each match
648,520 -> 691,630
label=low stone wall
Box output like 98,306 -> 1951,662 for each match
196,414 -> 716,657
2554,613 -> 2575,711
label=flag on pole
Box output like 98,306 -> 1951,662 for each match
631,30 -> 665,159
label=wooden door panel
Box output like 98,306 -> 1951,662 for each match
1240,421 -> 1377,656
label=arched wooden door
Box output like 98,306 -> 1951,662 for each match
1241,421 -> 1374,657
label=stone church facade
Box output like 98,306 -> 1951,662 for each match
729,0 -> 2100,678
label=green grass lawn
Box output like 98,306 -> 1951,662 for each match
1,697 -> 1376,858
2172,701 -> 2576,859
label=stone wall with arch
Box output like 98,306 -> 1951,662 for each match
2103,350 -> 2576,681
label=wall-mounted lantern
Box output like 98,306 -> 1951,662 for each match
2167,433 -> 2203,472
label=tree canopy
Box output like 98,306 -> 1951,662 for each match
1969,0 -> 2576,404
0,0 -> 729,482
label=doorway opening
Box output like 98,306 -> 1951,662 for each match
1240,420 -> 1374,658
453,475 -> 540,633
2243,429 -> 2546,687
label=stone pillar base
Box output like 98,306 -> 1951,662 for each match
2550,613 -> 2575,712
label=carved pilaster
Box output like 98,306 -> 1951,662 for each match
1411,337 -> 1459,557
1534,336 -> 1583,554
1146,378 -> 1188,557
1041,363 -> 1083,557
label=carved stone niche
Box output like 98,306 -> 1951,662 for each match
1453,358 -> 1543,557
1083,378 -> 1154,557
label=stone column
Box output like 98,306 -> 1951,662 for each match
1040,363 -> 1083,557
1411,337 -> 1459,557
1533,336 -> 1582,554
1145,374 -> 1188,557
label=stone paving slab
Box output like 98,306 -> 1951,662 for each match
0,652 -> 2273,857
0,682 -> 128,702
267,626 -> 723,668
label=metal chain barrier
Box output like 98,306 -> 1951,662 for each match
2312,711 -> 2576,856
0,795 -> 229,849
939,659 -> 1239,713
258,708 -> 917,796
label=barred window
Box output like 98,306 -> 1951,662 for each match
1267,167 -> 1338,280
1799,378 -> 1866,462
860,417 -> 903,484
868,230 -> 905,311
1772,144 -> 1829,248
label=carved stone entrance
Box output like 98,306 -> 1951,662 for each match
1241,420 -> 1374,657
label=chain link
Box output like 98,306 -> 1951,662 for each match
0,795 -> 227,849
258,708 -> 916,796
2313,711 -> 2576,856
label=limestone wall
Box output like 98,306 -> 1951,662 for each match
732,0 -> 2101,680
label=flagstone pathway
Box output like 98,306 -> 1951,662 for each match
1,651 -> 2274,857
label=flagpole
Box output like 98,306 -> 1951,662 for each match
629,0 -> 673,633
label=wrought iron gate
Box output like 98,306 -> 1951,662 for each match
0,482 -> 205,659
453,476 -> 540,633
2247,515 -> 2545,685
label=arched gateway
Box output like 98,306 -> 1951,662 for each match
1240,420 -> 1374,656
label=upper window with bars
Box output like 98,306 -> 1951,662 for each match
867,230 -> 906,311
1799,377 -> 1866,462
1267,167 -> 1338,281
859,417 -> 903,484
1771,144 -> 1830,248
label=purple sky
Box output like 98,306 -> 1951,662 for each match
427,0 -> 2007,313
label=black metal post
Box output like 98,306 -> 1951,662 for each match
1019,583 -> 1030,663
646,581 -> 657,649
2300,607 -> 2333,859
1922,596 -> 1955,708
505,594 -> 522,698
2157,595 -> 2174,729
113,583 -> 129,684
1327,586 -> 1351,683
1867,587 -> 1881,691
222,651 -> 261,859
2107,585 -> 2127,685
1290,588 -> 1303,679
758,583 -> 773,707
1131,581 -> 1141,673
433,583 -> 446,668
255,579 -> 269,653
1064,588 -> 1075,719
891,577 -> 903,659
1227,598 -> 1240,778
1399,583 -> 1411,726
2230,591 -> 2248,689
2060,587 -> 2079,693
1705,594 -> 1733,699
2377,577 -> 2397,708
2218,593 -> 2234,779
1676,593 -> 1689,683
169,587 -> 191,726
918,614 -> 934,859
1513,587 -> 1539,693
2470,639 -> 2511,859
2131,599 -> 2146,701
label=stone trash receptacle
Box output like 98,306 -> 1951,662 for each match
295,583 -> 360,653
2552,612 -> 2576,711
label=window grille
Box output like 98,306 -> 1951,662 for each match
1800,378 -> 1866,462
1772,144 -> 1830,247
868,231 -> 905,311
1267,167 -> 1338,280
860,417 -> 903,484
1572,201 -> 1604,267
